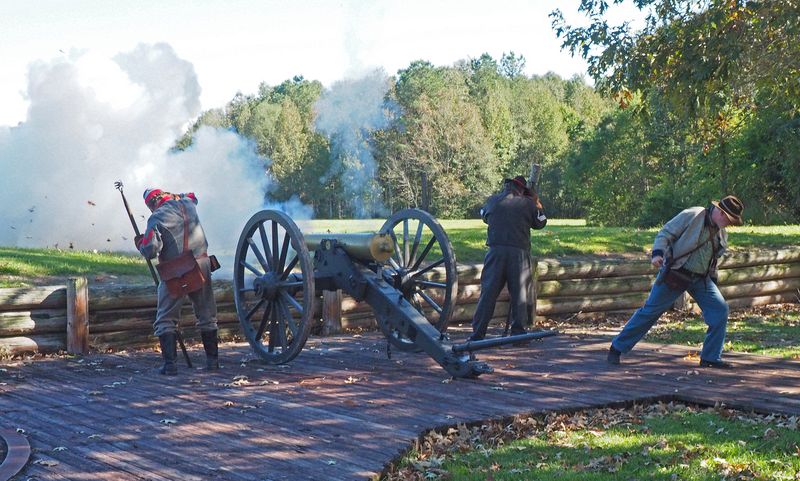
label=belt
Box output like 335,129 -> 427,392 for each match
676,267 -> 706,279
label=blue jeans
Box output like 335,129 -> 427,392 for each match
611,269 -> 729,362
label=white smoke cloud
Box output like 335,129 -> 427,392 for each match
314,69 -> 393,218
0,43 -> 302,273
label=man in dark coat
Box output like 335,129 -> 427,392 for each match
469,176 -> 547,341
136,188 -> 219,375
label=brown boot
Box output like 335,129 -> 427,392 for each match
158,333 -> 178,375
200,330 -> 219,370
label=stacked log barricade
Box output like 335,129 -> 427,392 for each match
0,281 -> 242,357
0,248 -> 798,356
0,285 -> 69,356
84,282 -> 242,352
332,246 -> 800,330
692,248 -> 800,310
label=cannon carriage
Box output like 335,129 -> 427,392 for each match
233,208 -> 555,378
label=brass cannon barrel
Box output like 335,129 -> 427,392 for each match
303,232 -> 395,262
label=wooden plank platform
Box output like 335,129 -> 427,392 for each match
1,330 -> 798,480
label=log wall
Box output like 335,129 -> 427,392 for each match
1,247 -> 798,356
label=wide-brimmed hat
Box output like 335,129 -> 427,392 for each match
504,175 -> 529,192
712,195 -> 744,226
503,176 -> 532,197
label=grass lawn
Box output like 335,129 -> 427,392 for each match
649,306 -> 800,359
544,305 -> 800,360
1,221 -> 798,286
0,247 -> 148,287
301,219 -> 800,263
385,403 -> 800,480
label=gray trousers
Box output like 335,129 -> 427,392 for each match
153,257 -> 218,336
470,245 -> 533,340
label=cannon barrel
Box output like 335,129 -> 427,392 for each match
303,232 -> 395,263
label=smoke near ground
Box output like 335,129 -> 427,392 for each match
314,69 -> 393,218
0,43 -> 310,264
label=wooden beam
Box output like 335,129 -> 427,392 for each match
0,285 -> 65,312
67,276 -> 89,355
321,290 -> 343,335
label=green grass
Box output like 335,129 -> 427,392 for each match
301,220 -> 800,263
648,308 -> 800,359
1,222 -> 798,286
387,404 -> 800,480
0,247 -> 148,287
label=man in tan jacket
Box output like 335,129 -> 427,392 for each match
607,195 -> 744,368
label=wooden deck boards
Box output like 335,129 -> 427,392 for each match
1,331 -> 799,481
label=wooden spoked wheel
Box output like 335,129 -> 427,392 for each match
233,210 -> 314,364
378,209 -> 458,351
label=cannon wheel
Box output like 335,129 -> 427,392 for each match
379,209 -> 458,351
233,210 -> 314,364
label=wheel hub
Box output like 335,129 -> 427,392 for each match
253,272 -> 281,300
386,267 -> 416,298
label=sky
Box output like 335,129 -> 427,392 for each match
0,0 -> 643,127
0,0 -> 643,267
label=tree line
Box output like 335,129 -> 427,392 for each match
178,0 -> 799,226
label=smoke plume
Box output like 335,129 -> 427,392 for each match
0,43 -> 306,272
314,69 -> 393,218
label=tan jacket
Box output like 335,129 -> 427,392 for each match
652,206 -> 728,278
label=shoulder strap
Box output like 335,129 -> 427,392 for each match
670,229 -> 713,264
179,202 -> 189,253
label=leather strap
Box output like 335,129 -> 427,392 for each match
180,202 -> 189,253
671,230 -> 713,264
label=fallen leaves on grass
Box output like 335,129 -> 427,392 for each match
382,402 -> 800,481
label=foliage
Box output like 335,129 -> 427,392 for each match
177,55 -> 613,220
173,21 -> 799,225
552,0 -> 800,225
380,63 -> 499,218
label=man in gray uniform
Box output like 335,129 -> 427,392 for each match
469,176 -> 547,341
136,188 -> 219,375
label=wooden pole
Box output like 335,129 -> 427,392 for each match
67,276 -> 89,355
321,289 -> 343,335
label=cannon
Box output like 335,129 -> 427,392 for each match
232,208 -> 556,378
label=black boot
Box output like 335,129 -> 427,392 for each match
158,333 -> 178,375
200,330 -> 219,370
607,346 -> 621,365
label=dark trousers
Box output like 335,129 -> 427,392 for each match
470,245 -> 533,340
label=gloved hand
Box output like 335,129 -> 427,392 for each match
134,234 -> 144,249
